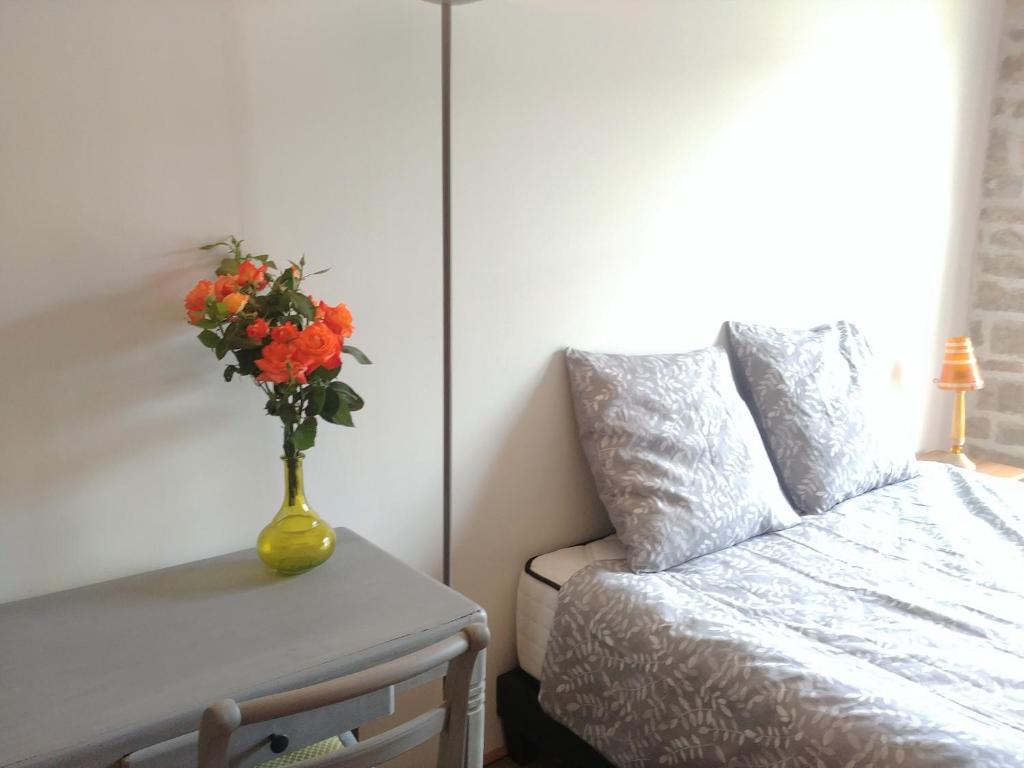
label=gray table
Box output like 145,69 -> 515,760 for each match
0,528 -> 486,768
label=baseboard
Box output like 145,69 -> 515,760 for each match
484,745 -> 508,765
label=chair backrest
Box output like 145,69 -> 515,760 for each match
197,623 -> 489,768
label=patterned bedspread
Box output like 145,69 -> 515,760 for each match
539,463 -> 1024,767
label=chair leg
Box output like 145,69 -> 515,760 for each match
439,624 -> 489,768
464,653 -> 486,767
339,731 -> 358,748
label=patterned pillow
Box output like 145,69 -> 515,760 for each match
726,320 -> 916,515
565,345 -> 799,572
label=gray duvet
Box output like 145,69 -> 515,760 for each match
539,463 -> 1024,767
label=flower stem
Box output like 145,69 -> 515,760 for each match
281,398 -> 300,505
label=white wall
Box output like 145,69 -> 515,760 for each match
0,0 -> 442,603
449,0 -> 1001,753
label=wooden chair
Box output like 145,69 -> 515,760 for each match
197,623 -> 489,768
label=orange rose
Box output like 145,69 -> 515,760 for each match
295,322 -> 341,371
246,317 -> 270,340
255,341 -> 310,385
316,301 -> 354,339
214,274 -> 239,300
271,322 -> 300,344
237,260 -> 268,289
221,292 -> 249,315
184,279 -> 214,323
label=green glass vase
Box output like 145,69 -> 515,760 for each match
257,454 -> 336,575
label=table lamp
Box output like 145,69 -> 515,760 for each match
935,336 -> 984,469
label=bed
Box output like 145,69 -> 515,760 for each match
531,462 -> 1024,767
499,323 -> 1024,766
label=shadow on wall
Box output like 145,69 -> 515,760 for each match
0,248 -> 234,508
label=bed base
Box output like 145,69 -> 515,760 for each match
496,667 -> 616,768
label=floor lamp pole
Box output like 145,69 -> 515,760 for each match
426,0 -> 479,586
441,2 -> 452,586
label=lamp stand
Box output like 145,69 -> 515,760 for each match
441,2 -> 452,586
422,0 -> 485,585
936,391 -> 976,470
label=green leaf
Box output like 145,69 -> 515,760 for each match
197,330 -> 220,348
260,292 -> 288,317
215,257 -> 239,276
205,296 -> 225,321
234,348 -> 260,376
292,417 -> 318,451
221,321 -> 245,343
308,365 -> 340,384
200,241 -> 227,250
223,365 -> 238,382
343,345 -> 372,365
215,339 -> 230,360
289,291 -> 315,321
322,390 -> 354,427
193,318 -> 220,330
265,398 -> 279,416
277,270 -> 296,290
329,381 -> 364,412
306,387 -> 326,417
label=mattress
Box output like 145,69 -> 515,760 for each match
515,534 -> 625,679
540,463 -> 1024,767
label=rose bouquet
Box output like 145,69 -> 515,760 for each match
184,236 -> 370,458
183,236 -> 370,572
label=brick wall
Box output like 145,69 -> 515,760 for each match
969,0 -> 1024,464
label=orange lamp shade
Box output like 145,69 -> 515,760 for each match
937,336 -> 983,391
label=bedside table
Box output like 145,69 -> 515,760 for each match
917,450 -> 1024,481
973,460 -> 1024,480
